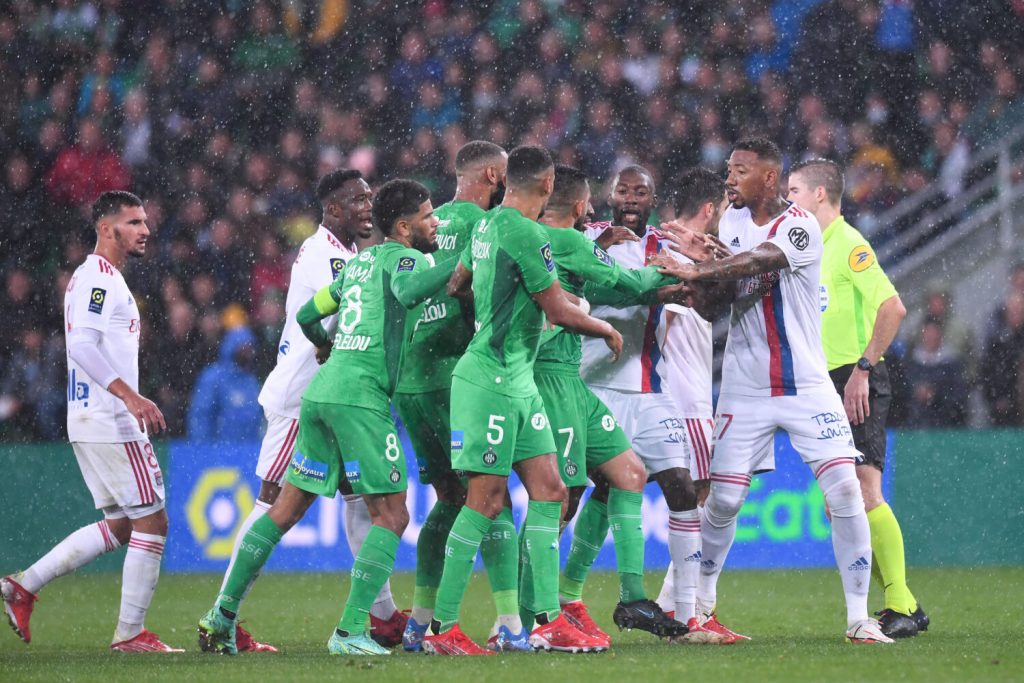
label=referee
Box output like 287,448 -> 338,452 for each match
787,159 -> 929,639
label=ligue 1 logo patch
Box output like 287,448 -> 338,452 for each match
88,288 -> 106,314
482,448 -> 498,466
397,256 -> 416,272
540,242 -> 555,272
389,467 -> 401,484
848,245 -> 875,272
330,258 -> 345,279
564,460 -> 579,478
593,244 -> 614,266
788,227 -> 809,251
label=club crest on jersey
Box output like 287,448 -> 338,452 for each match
397,256 -> 416,272
389,467 -> 401,484
848,245 -> 875,272
88,288 -> 106,314
540,243 -> 555,272
593,244 -> 614,266
482,448 -> 498,466
564,460 -> 579,478
788,227 -> 810,251
330,258 -> 345,279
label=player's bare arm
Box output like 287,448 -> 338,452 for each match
108,378 -> 166,434
595,225 -> 640,250
533,280 -> 623,361
845,294 -> 907,425
653,241 -> 789,282
446,260 -> 473,301
659,220 -> 731,261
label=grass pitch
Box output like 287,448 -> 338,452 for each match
1,567 -> 1022,682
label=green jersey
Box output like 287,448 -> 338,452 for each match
301,242 -> 450,408
535,226 -> 671,374
396,200 -> 484,394
820,216 -> 898,370
452,206 -> 557,397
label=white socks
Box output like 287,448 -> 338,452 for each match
668,509 -> 701,622
115,531 -> 165,642
344,495 -> 397,619
220,499 -> 271,594
816,459 -> 871,627
21,520 -> 121,594
697,475 -> 751,609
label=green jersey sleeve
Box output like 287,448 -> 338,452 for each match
505,221 -> 558,294
389,250 -> 458,309
296,276 -> 345,347
551,229 -> 622,288
459,242 -> 473,271
584,266 -> 674,307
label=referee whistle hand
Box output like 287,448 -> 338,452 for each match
844,371 -> 871,426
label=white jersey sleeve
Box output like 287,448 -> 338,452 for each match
720,205 -> 831,398
64,255 -> 145,443
663,254 -> 713,416
258,226 -> 356,418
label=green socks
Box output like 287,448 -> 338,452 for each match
608,488 -> 646,603
434,506 -> 493,629
337,526 -> 400,635
866,503 -> 917,614
480,506 -> 519,616
522,500 -> 562,622
413,501 -> 461,612
560,497 -> 609,603
217,514 -> 284,615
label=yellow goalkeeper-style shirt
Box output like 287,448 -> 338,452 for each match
819,216 -> 899,370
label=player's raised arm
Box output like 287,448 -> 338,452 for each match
390,254 -> 457,308
532,280 -> 623,362
652,241 -> 789,282
296,279 -> 343,355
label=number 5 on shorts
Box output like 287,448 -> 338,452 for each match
487,415 -> 505,445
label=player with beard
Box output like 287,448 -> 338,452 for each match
198,180 -> 458,656
394,141 -> 528,651
653,138 -> 891,644
3,191 -> 181,652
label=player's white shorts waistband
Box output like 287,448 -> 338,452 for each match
256,409 -> 299,485
590,387 -> 690,476
73,439 -> 166,518
710,390 -> 858,478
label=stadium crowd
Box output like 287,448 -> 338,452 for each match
1,0 -> 1024,440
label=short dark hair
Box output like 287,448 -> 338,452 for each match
672,167 -> 727,218
92,190 -> 143,224
316,169 -> 363,204
789,158 -> 845,206
455,140 -> 505,173
371,179 -> 430,236
547,164 -> 589,212
613,164 -> 656,192
505,145 -> 553,189
733,136 -> 782,166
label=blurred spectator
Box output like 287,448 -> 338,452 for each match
186,326 -> 263,442
0,328 -> 65,441
904,320 -> 969,427
147,300 -> 203,437
45,117 -> 131,208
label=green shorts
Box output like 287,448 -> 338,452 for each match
450,375 -> 556,476
287,399 -> 407,497
535,371 -> 631,487
393,389 -> 459,486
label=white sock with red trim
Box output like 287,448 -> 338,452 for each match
815,458 -> 871,627
21,520 -> 121,594
669,509 -> 701,622
697,476 -> 750,610
219,499 -> 271,594
116,531 -> 164,642
343,495 -> 398,619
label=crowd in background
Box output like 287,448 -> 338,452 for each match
1,0 -> 1024,440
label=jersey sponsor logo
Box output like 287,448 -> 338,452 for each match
540,242 -> 555,272
788,227 -> 810,251
397,256 -> 416,272
848,245 -> 874,272
330,258 -> 346,279
482,447 -> 498,466
345,460 -> 361,482
819,284 -> 829,312
742,270 -> 781,296
593,243 -> 614,266
88,288 -> 107,314
730,236 -> 740,247
601,414 -> 616,432
531,412 -> 547,430
450,430 -> 464,451
279,340 -> 290,356
291,453 -> 329,482
436,233 -> 458,251
67,369 -> 90,406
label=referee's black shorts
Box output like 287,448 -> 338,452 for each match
828,361 -> 892,472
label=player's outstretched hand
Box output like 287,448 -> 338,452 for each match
315,344 -> 331,365
604,327 -> 624,362
648,252 -> 699,281
657,282 -> 695,307
124,391 -> 167,435
844,370 -> 871,426
596,225 -> 640,250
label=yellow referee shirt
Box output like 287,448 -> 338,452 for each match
820,216 -> 898,370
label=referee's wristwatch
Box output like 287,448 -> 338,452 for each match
856,357 -> 873,372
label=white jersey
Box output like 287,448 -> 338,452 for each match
258,226 -> 357,418
581,222 -> 678,395
663,256 -> 713,416
718,204 -> 831,397
64,254 -> 145,443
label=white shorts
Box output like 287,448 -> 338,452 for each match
710,391 -> 858,476
682,416 -> 714,481
256,409 -> 299,485
73,439 -> 166,519
591,387 -> 689,476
